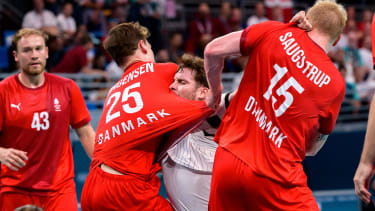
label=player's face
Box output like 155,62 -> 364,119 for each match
13,34 -> 48,76
170,67 -> 203,101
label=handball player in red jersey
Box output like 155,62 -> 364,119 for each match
80,22 -> 215,210
0,28 -> 96,210
204,0 -> 347,210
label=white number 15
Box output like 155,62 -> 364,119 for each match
263,64 -> 304,117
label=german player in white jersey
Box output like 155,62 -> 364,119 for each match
161,54 -> 235,210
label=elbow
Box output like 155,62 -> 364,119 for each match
305,150 -> 318,157
204,42 -> 216,58
204,39 -> 222,58
305,144 -> 324,156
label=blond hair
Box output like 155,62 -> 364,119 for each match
306,0 -> 347,42
103,22 -> 150,66
12,28 -> 48,51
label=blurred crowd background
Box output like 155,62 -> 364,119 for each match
0,0 -> 374,122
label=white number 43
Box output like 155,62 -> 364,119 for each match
31,111 -> 50,131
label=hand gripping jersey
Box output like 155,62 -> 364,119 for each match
91,61 -> 213,176
214,21 -> 345,186
0,72 -> 91,194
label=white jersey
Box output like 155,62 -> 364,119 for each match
166,93 -> 228,172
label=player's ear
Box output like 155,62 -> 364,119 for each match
333,35 -> 341,46
13,50 -> 18,62
198,87 -> 209,100
139,40 -> 148,54
45,46 -> 49,59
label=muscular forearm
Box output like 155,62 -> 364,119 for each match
359,97 -> 375,165
204,31 -> 243,109
204,48 -> 224,109
75,123 -> 95,158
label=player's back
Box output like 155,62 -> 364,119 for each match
215,21 -> 345,185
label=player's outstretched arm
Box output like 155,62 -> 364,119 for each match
354,95 -> 375,204
204,31 -> 242,109
0,147 -> 28,171
75,123 -> 96,159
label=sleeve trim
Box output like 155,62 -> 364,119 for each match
71,117 -> 91,129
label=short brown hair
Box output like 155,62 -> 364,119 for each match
178,54 -> 209,88
306,0 -> 347,43
12,28 -> 48,51
103,22 -> 150,66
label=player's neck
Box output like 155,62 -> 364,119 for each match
18,72 -> 45,88
121,55 -> 153,71
307,30 -> 331,53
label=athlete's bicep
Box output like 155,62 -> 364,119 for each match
205,31 -> 242,58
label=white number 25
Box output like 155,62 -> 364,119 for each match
106,82 -> 144,123
263,64 -> 304,117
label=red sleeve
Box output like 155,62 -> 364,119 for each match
319,85 -> 345,134
70,80 -> 91,128
240,21 -> 286,56
372,14 -> 375,69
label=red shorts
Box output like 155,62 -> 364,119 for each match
81,166 -> 173,211
209,146 -> 319,211
0,179 -> 78,211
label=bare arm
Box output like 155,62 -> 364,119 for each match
204,31 -> 243,109
305,133 -> 329,156
74,123 -> 96,158
354,96 -> 375,204
203,11 -> 310,109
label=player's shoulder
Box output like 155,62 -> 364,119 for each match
247,21 -> 287,33
332,66 -> 346,89
45,72 -> 74,86
0,74 -> 17,88
323,62 -> 346,91
153,62 -> 179,77
154,62 -> 178,70
258,20 -> 285,28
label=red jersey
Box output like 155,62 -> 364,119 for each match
0,72 -> 91,195
214,21 -> 345,186
91,62 -> 212,176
